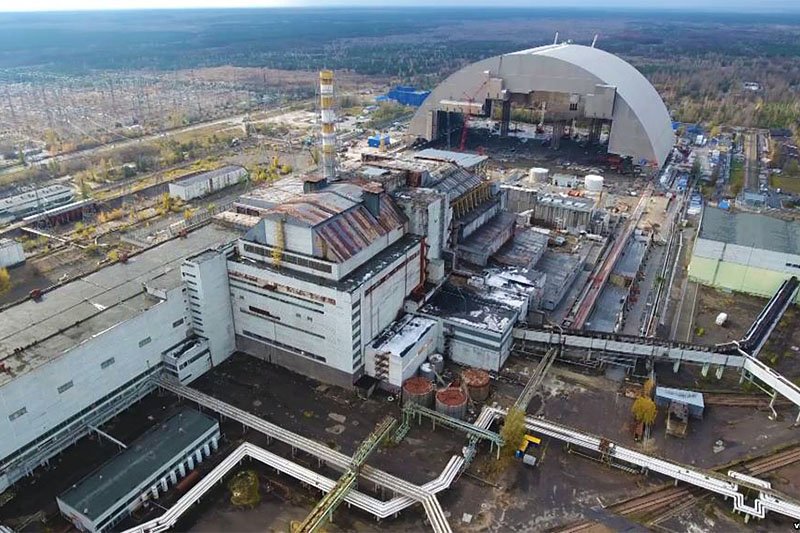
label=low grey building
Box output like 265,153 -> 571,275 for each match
57,409 -> 220,533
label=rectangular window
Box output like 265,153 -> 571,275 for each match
101,357 -> 116,369
9,407 -> 27,421
138,337 -> 152,348
569,102 -> 578,111
57,381 -> 74,394
172,318 -> 185,328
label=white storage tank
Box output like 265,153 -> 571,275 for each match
528,167 -> 548,184
584,174 -> 604,192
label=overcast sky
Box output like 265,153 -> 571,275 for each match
1,0 -> 797,12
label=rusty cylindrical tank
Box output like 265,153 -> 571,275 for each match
435,387 -> 468,420
462,368 -> 491,402
403,376 -> 435,408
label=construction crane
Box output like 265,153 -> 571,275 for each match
293,416 -> 396,533
456,78 -> 492,152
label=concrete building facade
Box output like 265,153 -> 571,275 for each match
168,165 -> 247,201
689,208 -> 800,302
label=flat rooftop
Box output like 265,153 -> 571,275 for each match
493,227 -> 549,268
699,207 -> 800,256
613,235 -> 648,278
413,148 -> 488,169
420,283 -> 518,334
58,409 -> 218,522
371,314 -> 437,357
237,176 -> 305,210
0,223 -> 240,387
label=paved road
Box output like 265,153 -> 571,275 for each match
743,130 -> 759,192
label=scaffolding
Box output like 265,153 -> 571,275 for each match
295,416 -> 396,533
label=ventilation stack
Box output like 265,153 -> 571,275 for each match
319,70 -> 337,181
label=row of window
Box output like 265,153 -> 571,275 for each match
240,307 -> 326,340
243,243 -> 333,274
230,282 -> 324,315
2,365 -> 162,468
8,357 -> 118,423
229,270 -> 335,305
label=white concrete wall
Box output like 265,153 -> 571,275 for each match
182,251 -> 236,366
0,288 -> 190,479
359,245 -> 422,344
230,240 -> 423,380
169,168 -> 246,201
0,240 -> 24,268
229,260 -> 355,374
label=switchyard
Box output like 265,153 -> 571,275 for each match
3,43 -> 800,533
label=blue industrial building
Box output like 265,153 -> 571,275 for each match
385,86 -> 430,107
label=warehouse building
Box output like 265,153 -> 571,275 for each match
0,185 -> 74,224
168,165 -> 247,201
57,409 -> 219,533
419,282 -> 528,371
689,208 -> 800,302
0,224 -> 238,493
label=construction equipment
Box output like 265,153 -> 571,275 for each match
294,416 -> 396,533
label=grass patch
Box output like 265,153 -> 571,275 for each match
770,174 -> 800,194
729,160 -> 744,195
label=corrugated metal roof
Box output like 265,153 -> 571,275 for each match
699,207 -> 800,256
428,165 -> 484,202
59,409 -> 217,521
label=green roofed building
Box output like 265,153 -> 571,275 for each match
57,409 -> 220,533
689,207 -> 800,302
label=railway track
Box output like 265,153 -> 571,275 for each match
554,444 -> 800,532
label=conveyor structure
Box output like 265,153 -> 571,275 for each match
396,402 -> 503,457
295,416 -> 396,533
155,378 -> 455,533
480,406 -> 800,523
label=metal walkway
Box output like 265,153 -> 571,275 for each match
156,378 -> 455,533
397,402 -> 503,454
296,416 -> 396,533
482,406 -> 800,522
